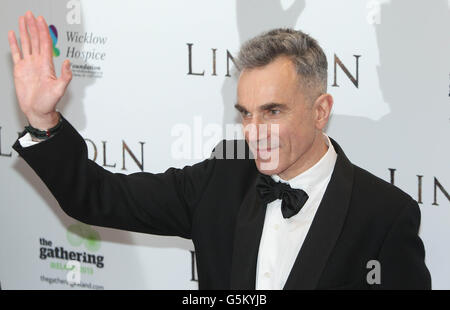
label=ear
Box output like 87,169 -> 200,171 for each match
314,93 -> 333,130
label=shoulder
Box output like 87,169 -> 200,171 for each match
329,136 -> 418,219
350,163 -> 419,223
353,164 -> 414,203
209,139 -> 254,167
210,139 -> 251,159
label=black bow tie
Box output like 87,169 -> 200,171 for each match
256,173 -> 309,219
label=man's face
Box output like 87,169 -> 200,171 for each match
236,56 -> 319,177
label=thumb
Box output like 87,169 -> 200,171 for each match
56,59 -> 72,95
60,59 -> 72,84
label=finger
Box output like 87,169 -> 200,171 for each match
25,11 -> 40,55
18,15 -> 31,57
37,16 -> 52,61
8,30 -> 22,64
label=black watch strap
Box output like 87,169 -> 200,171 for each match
25,113 -> 63,140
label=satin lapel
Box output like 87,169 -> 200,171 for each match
230,176 -> 267,289
283,138 -> 354,290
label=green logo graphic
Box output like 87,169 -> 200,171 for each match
66,222 -> 101,252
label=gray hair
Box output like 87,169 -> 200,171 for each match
236,28 -> 328,102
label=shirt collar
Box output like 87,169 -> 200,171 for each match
271,133 -> 337,194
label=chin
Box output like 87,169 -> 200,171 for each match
250,147 -> 284,175
254,159 -> 285,176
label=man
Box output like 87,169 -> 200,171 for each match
8,11 -> 431,289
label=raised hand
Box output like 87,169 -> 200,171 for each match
8,11 -> 72,130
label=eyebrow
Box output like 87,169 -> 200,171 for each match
234,102 -> 287,113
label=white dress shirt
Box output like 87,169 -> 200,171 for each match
19,132 -> 40,147
20,131 -> 338,290
255,133 -> 338,290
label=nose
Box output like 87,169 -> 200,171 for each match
244,117 -> 270,148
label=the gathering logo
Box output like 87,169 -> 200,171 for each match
39,222 -> 105,274
66,222 -> 101,252
49,25 -> 60,57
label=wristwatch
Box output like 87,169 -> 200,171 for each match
25,112 -> 63,141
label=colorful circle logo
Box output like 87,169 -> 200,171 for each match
48,25 -> 60,57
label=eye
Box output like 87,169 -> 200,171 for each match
240,111 -> 251,118
270,109 -> 280,115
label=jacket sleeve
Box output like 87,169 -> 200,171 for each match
12,115 -> 218,239
375,198 -> 432,289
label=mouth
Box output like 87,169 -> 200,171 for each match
247,140 -> 280,159
256,147 -> 275,152
255,146 -> 279,159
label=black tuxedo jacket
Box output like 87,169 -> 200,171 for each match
13,116 -> 431,290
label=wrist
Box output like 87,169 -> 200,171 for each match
30,134 -> 46,142
25,111 -> 63,140
26,111 -> 60,130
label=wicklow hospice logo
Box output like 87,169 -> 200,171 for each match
49,25 -> 60,57
65,30 -> 108,78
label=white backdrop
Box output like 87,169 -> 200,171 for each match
0,0 -> 449,289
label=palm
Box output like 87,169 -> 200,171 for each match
14,55 -> 59,113
8,11 -> 71,128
